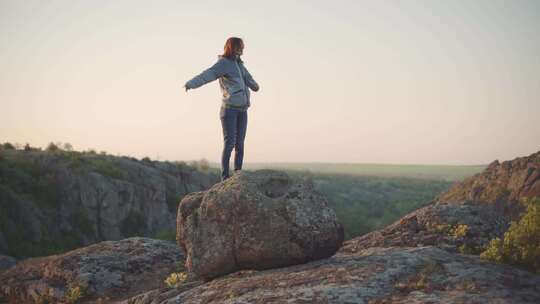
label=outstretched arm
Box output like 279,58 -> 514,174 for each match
185,59 -> 227,90
243,66 -> 260,92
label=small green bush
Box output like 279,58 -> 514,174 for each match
174,160 -> 190,171
46,142 -> 60,152
63,143 -> 73,151
153,229 -> 176,242
72,207 -> 95,237
458,243 -> 484,255
0,157 -> 62,209
164,271 -> 188,288
451,224 -> 469,239
65,282 -> 88,303
166,190 -> 183,213
189,158 -> 210,173
62,151 -> 86,169
88,158 -> 126,180
2,142 -> 15,150
425,222 -> 452,234
120,210 -> 147,237
480,197 -> 540,273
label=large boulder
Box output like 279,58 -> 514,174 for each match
176,169 -> 344,280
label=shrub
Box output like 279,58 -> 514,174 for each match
425,222 -> 452,234
89,159 -> 125,179
451,224 -> 469,239
3,142 -> 15,150
166,190 -> 183,213
189,158 -> 210,173
480,197 -> 540,273
174,160 -> 190,171
0,156 -> 62,209
64,151 -> 85,170
120,210 -> 147,237
65,282 -> 88,303
153,229 -> 176,242
72,207 -> 95,237
63,143 -> 73,151
458,243 -> 484,255
425,222 -> 469,239
46,142 -> 60,152
164,272 -> 188,288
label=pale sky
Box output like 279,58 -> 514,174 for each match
1,0 -> 539,165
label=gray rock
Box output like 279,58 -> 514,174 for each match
0,237 -> 184,303
177,169 -> 344,280
342,150 -> 540,255
124,246 -> 540,304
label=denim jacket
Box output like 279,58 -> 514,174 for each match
185,55 -> 259,110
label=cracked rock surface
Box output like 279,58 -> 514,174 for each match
125,246 -> 540,304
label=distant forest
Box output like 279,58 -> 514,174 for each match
284,171 -> 454,240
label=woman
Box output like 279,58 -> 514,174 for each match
184,37 -> 260,181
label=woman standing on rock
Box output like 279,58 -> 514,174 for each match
183,37 -> 260,182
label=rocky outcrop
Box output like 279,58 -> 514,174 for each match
176,170 -> 344,280
125,246 -> 540,304
339,201 -> 506,255
0,237 -> 184,303
341,150 -> 540,255
437,150 -> 540,206
0,149 -> 219,258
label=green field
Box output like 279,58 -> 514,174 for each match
209,162 -> 486,182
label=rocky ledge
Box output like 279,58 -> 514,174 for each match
125,245 -> 540,303
0,237 -> 184,303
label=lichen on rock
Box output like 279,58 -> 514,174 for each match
176,169 -> 345,280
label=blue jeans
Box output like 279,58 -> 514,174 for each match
220,106 -> 248,181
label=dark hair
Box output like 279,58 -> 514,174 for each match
221,37 -> 244,60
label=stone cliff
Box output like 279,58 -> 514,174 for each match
0,149 -> 219,259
